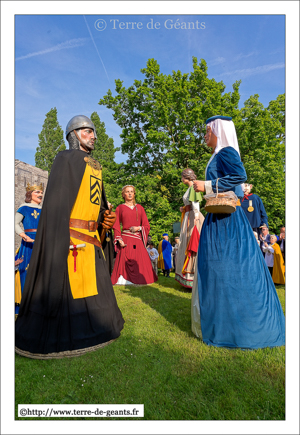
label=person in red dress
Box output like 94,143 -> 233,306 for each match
111,185 -> 158,285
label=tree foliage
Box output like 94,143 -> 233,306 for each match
35,107 -> 66,173
99,57 -> 241,176
35,59 -> 285,243
89,111 -> 123,210
99,57 -> 245,240
90,111 -> 119,166
99,58 -> 285,237
236,94 -> 285,232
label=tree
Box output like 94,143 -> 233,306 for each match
90,112 -> 119,166
89,111 -> 122,209
99,57 -> 241,177
236,94 -> 285,233
99,57 -> 242,240
35,108 -> 66,173
99,58 -> 285,240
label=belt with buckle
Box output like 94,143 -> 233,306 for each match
69,218 -> 98,232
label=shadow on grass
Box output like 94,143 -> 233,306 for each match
119,279 -> 194,336
15,282 -> 285,421
154,272 -> 193,293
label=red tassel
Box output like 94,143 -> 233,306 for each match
72,246 -> 78,272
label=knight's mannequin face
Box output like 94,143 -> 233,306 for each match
79,128 -> 95,150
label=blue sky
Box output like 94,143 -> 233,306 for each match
14,13 -> 286,166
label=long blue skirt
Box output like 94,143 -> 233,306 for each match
197,206 -> 285,349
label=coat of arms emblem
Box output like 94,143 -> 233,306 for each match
90,176 -> 102,205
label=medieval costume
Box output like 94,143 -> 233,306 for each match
191,249 -> 202,339
175,187 -> 204,289
111,204 -> 158,285
15,148 -> 124,358
158,234 -> 173,277
15,201 -> 42,315
272,242 -> 285,285
241,191 -> 268,233
263,242 -> 285,285
192,116 -> 285,349
277,236 -> 285,264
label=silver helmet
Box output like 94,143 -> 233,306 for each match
65,115 -> 97,139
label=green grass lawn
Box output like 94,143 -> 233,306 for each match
15,274 -> 285,420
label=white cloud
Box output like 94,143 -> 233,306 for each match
209,57 -> 226,66
218,62 -> 285,78
234,51 -> 257,61
15,38 -> 89,61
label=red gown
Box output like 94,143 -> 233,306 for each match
111,204 -> 158,285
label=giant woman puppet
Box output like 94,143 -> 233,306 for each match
111,185 -> 158,285
191,116 -> 285,349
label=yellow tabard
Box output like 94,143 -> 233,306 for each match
67,162 -> 102,299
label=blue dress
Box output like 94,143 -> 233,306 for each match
15,204 -> 41,314
241,193 -> 268,229
197,147 -> 285,349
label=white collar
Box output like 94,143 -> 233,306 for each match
18,202 -> 42,209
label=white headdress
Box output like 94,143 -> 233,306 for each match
207,118 -> 241,156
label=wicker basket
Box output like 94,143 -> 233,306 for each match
204,178 -> 237,214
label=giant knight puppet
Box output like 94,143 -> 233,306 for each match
15,115 -> 124,359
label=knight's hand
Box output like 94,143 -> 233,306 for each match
102,210 -> 116,229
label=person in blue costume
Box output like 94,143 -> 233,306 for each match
241,183 -> 268,235
15,183 -> 44,316
158,233 -> 173,277
191,116 -> 285,349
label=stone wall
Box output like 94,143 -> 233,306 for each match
15,160 -> 48,251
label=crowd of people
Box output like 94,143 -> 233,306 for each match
15,114 -> 285,359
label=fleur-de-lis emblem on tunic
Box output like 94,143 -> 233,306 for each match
31,210 -> 39,219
